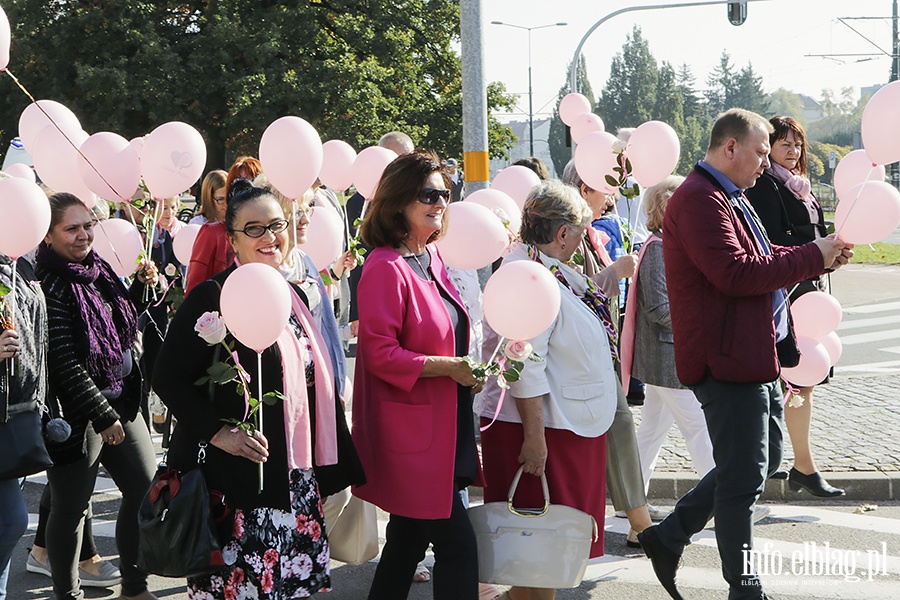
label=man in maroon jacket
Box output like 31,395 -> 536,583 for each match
637,109 -> 853,600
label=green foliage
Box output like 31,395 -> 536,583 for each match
766,89 -> 806,125
807,88 -> 869,147
548,55 -> 594,176
0,0 -> 517,169
598,26 -> 658,133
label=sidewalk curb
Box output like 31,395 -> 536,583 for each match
647,471 -> 900,502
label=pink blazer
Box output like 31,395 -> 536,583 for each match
351,245 -> 484,519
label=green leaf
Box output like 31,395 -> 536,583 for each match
826,223 -> 836,235
625,158 -> 633,173
632,183 -> 640,194
527,352 -> 544,363
262,391 -> 286,405
194,375 -> 211,386
502,368 -> 520,382
571,252 -> 585,266
508,359 -> 525,371
0,282 -> 10,298
605,175 -> 619,188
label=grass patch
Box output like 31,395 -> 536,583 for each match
851,242 -> 900,265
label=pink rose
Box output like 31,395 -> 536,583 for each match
263,548 -> 279,567
194,311 -> 227,345
164,264 -> 178,278
786,175 -> 812,202
504,340 -> 532,361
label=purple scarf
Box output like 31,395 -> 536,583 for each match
36,243 -> 138,394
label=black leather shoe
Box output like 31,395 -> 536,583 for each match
788,468 -> 845,497
769,469 -> 788,480
637,525 -> 684,600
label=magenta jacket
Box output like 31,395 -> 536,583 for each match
662,166 -> 826,386
351,245 -> 484,519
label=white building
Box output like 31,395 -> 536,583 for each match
489,117 -> 556,180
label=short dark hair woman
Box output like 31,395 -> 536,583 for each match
352,151 -> 483,599
36,192 -> 159,600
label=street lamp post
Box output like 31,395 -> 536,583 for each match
491,20 -> 567,157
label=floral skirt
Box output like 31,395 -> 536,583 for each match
187,469 -> 331,599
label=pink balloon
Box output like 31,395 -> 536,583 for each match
171,223 -> 201,266
570,113 -> 605,144
820,331 -> 843,366
834,150 -> 885,203
861,80 -> 900,166
0,178 -> 51,258
0,4 -> 10,71
464,188 -> 522,234
129,136 -> 145,161
483,259 -> 561,340
574,131 -> 620,195
18,100 -> 82,154
319,140 -> 357,192
4,163 -> 36,183
491,166 -> 541,209
781,335 -> 830,388
32,126 -> 97,208
220,263 -> 292,353
77,132 -> 141,201
627,121 -> 680,188
141,122 -> 207,198
259,116 -> 324,199
92,218 -> 144,278
435,202 -> 509,270
558,93 -> 593,127
834,181 -> 900,245
352,146 -> 397,200
302,205 -> 344,270
790,291 -> 842,340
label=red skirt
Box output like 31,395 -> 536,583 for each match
480,419 -> 607,558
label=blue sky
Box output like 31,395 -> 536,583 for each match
483,0 -> 896,120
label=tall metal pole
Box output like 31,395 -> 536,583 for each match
892,0 -> 899,188
527,29 -> 534,156
461,0 -> 490,194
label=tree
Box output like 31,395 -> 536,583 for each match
767,89 -> 806,124
654,62 -> 684,132
731,63 -> 769,115
807,87 -> 868,147
597,25 -> 658,133
705,52 -> 736,115
676,63 -> 702,119
547,55 -> 594,176
0,0 -> 516,171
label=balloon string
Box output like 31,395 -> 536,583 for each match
355,199 -> 370,238
4,69 -> 129,201
833,165 -> 876,238
93,221 -> 126,276
773,282 -> 801,318
257,351 -> 264,493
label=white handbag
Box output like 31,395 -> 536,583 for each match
327,495 -> 379,565
468,465 -> 598,589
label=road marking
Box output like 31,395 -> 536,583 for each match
838,315 -> 900,331
837,329 -> 900,345
844,301 -> 900,315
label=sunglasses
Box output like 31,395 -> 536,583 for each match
232,219 -> 290,238
418,188 -> 451,205
295,206 -> 315,219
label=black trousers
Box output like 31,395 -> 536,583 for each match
367,485 -> 478,600
655,373 -> 783,600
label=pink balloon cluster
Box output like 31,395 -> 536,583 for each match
77,132 -> 141,201
482,260 -> 561,340
220,263 -> 292,353
464,188 -> 522,234
141,122 -> 207,198
32,125 -> 96,208
574,131 -> 620,195
783,292 -> 843,387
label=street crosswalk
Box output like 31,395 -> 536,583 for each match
835,299 -> 900,375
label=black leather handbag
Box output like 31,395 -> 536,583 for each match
136,442 -> 232,578
0,400 -> 54,480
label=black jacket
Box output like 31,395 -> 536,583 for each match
153,265 -> 364,511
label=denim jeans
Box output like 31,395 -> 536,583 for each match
0,478 -> 28,600
655,373 -> 783,600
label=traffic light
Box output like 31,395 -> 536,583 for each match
727,1 -> 747,26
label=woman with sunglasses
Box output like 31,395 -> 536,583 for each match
352,152 -> 483,600
155,179 -> 345,598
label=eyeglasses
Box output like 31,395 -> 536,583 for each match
295,206 -> 315,219
212,195 -> 226,205
418,188 -> 451,205
231,219 -> 290,238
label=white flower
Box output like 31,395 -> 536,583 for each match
222,542 -> 240,566
491,207 -> 511,226
504,340 -> 533,361
164,264 -> 178,277
612,139 -> 628,153
194,311 -> 227,345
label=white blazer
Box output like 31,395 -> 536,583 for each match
477,244 -> 617,438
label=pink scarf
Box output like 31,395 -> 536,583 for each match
767,162 -> 815,205
585,226 -> 614,267
619,234 -> 661,386
275,289 -> 338,470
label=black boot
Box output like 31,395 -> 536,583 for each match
788,468 -> 844,497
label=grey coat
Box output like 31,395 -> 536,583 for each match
631,238 -> 685,390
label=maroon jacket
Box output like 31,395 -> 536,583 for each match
662,166 -> 825,386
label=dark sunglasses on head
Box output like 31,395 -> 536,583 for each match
418,188 -> 451,205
